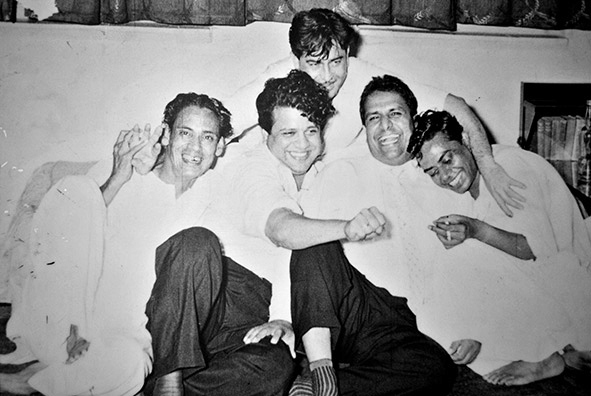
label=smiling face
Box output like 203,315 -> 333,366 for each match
418,133 -> 479,196
266,106 -> 324,186
297,44 -> 348,99
161,105 -> 224,185
364,91 -> 414,166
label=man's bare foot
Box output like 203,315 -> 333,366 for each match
0,361 -> 46,394
483,352 -> 565,386
154,370 -> 183,396
66,324 -> 90,364
562,346 -> 591,372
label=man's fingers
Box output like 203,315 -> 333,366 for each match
243,326 -> 264,344
508,177 -> 527,190
507,187 -> 526,204
115,129 -> 130,145
150,124 -> 165,144
270,328 -> 283,344
493,192 -> 513,217
129,139 -> 149,155
368,206 -> 386,226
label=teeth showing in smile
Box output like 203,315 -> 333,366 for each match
183,155 -> 202,165
378,135 -> 399,145
289,152 -> 309,160
448,172 -> 461,188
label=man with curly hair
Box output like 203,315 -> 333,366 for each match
201,70 -> 388,376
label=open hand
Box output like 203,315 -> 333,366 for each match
481,164 -> 526,217
109,126 -> 151,185
243,320 -> 295,358
131,123 -> 165,175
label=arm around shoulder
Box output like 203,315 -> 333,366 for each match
444,94 -> 527,217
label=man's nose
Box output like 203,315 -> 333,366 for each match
295,132 -> 311,148
380,116 -> 392,131
188,138 -> 202,152
440,166 -> 453,184
320,63 -> 332,82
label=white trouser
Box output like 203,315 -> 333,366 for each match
7,176 -> 151,396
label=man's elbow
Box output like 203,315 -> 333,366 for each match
265,224 -> 302,250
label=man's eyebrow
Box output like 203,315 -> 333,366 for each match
422,151 -> 448,173
422,164 -> 434,173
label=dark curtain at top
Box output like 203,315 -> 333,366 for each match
21,0 -> 591,30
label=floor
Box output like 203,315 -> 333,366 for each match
1,303 -> 590,396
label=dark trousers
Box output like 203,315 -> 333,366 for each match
145,227 -> 295,396
290,241 -> 457,396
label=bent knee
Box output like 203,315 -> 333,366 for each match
163,227 -> 221,256
47,175 -> 104,209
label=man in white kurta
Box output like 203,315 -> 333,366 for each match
2,93 -> 284,396
4,155 -> 217,395
430,145 -> 591,375
302,75 -> 591,378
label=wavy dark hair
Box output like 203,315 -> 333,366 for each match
163,92 -> 233,139
289,8 -> 358,59
256,69 -> 336,134
408,110 -> 464,159
359,75 -> 418,124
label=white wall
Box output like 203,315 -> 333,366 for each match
1,21 -> 590,243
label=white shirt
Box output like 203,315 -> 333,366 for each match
203,144 -> 322,322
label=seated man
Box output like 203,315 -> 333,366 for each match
406,109 -> 591,385
203,69 -> 386,352
296,74 -> 535,394
217,70 -> 458,395
1,92 -> 294,396
290,76 -> 466,396
226,8 -> 523,217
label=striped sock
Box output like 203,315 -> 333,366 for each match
288,374 -> 313,396
310,359 -> 338,396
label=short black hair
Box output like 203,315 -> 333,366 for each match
256,69 -> 336,134
289,8 -> 358,59
359,75 -> 418,124
408,110 -> 464,159
163,93 -> 233,139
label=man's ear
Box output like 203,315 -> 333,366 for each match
215,137 -> 226,157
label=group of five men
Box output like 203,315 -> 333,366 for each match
2,7 -> 568,396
